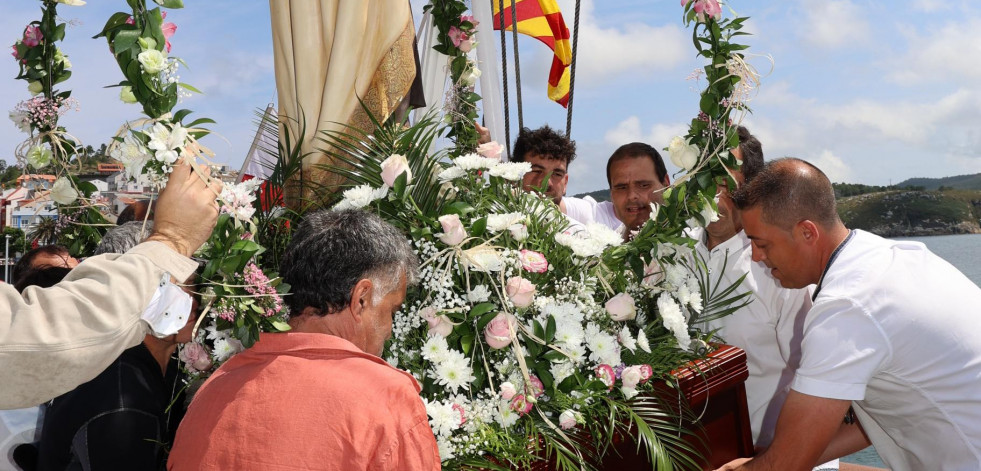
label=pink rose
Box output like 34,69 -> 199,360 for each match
506,276 -> 536,308
642,259 -> 665,287
499,381 -> 517,400
621,365 -> 645,389
484,312 -> 516,350
477,141 -> 504,160
460,14 -> 479,27
526,375 -> 545,398
438,214 -> 467,246
179,342 -> 213,373
428,314 -> 454,338
559,410 -> 577,430
510,394 -> 533,415
419,306 -> 439,326
23,25 -> 42,48
605,292 -> 637,321
518,249 -> 548,273
458,38 -> 473,53
380,153 -> 412,187
448,26 -> 465,47
594,364 -> 615,391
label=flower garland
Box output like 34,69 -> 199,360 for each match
425,0 -> 482,156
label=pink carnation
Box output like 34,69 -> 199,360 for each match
510,394 -> 533,415
526,375 -> 545,398
518,249 -> 548,273
595,364 -> 615,391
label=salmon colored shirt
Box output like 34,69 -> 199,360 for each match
168,332 -> 440,470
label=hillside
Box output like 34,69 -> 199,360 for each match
573,189 -> 610,202
837,189 -> 981,237
896,173 -> 981,191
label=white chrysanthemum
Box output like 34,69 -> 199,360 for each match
488,161 -> 532,181
619,325 -> 637,352
658,295 -> 691,351
495,401 -> 520,428
433,350 -> 475,392
586,331 -> 620,366
422,335 -> 450,363
550,360 -> 577,384
425,400 -> 462,437
637,328 -> 651,353
436,438 -> 455,462
664,263 -> 689,288
686,277 -> 703,313
334,184 -> 388,210
467,285 -> 491,303
204,324 -> 232,342
553,319 -> 585,348
453,153 -> 496,170
486,212 -> 526,232
212,337 -> 244,362
555,232 -> 606,258
437,166 -> 467,182
585,223 -> 622,248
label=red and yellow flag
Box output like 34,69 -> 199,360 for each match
492,0 -> 572,108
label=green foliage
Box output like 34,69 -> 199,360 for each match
837,189 -> 981,237
2,227 -> 27,255
897,173 -> 981,191
424,0 -> 480,155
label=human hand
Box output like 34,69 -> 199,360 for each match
476,121 -> 491,145
147,159 -> 223,257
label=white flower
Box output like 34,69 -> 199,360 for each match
433,350 -> 475,392
667,136 -> 700,171
437,166 -> 466,182
425,400 -> 462,437
334,184 -> 388,210
467,285 -> 491,303
460,65 -> 482,86
637,329 -> 651,353
26,145 -> 52,169
436,437 -> 455,461
56,0 -> 86,5
585,223 -> 622,248
605,292 -> 636,322
550,360 -> 577,384
453,153 -> 497,170
486,212 -> 526,232
50,177 -> 78,205
147,122 -> 188,153
111,135 -> 152,181
380,153 -> 412,187
586,330 -> 620,366
421,335 -> 450,363
658,295 -> 691,351
138,49 -> 168,74
619,325 -> 637,352
211,337 -> 244,362
495,401 -> 520,428
119,85 -> 138,104
220,180 -> 261,223
488,161 -> 532,181
462,246 -> 504,272
509,224 -> 528,241
559,410 -> 578,429
699,196 -> 720,225
555,232 -> 605,258
27,81 -> 42,96
9,111 -> 31,133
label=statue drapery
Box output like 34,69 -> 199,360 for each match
269,1 -> 419,204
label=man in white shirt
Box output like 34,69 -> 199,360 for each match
717,158 -> 981,471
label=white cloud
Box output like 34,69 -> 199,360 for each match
912,0 -> 949,12
603,116 -> 686,149
887,18 -> 981,85
797,0 -> 870,50
554,0 -> 689,85
806,150 -> 852,182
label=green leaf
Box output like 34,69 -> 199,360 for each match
545,315 -> 556,343
470,216 -> 487,237
460,333 -> 475,355
393,171 -> 408,196
113,29 -> 142,57
444,201 -> 475,217
173,109 -> 192,123
95,12 -> 133,39
557,373 -> 579,393
152,0 -> 185,8
268,319 -> 291,332
178,82 -> 203,94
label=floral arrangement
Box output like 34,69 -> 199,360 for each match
424,0 -> 483,156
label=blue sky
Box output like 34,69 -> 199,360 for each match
2,0 -> 980,195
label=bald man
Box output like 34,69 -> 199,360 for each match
716,158 -> 981,471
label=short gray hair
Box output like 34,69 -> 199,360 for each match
94,221 -> 154,255
280,209 -> 419,316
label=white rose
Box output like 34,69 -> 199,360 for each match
499,381 -> 517,400
460,66 -> 482,86
380,153 -> 412,187
605,292 -> 636,322
667,136 -> 700,171
559,410 -> 577,430
138,49 -> 168,74
437,214 -> 467,246
50,177 -> 78,205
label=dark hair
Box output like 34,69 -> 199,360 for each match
11,245 -> 70,285
736,126 -> 764,184
511,125 -> 576,165
606,142 -> 668,185
732,158 -> 840,230
14,266 -> 71,292
94,221 -> 153,256
279,209 -> 419,316
117,200 -> 153,225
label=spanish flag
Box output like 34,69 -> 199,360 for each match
492,0 -> 572,108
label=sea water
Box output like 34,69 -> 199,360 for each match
842,233 -> 981,468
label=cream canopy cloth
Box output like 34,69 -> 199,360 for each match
269,1 -> 416,202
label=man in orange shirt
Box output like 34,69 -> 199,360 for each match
169,209 -> 439,470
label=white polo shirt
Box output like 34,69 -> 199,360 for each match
793,229 -> 981,470
562,196 -> 620,230
693,229 -> 812,448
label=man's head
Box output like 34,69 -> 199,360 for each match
606,142 -> 671,232
11,244 -> 77,286
732,158 -> 844,288
94,221 -> 154,256
706,125 -> 764,242
14,265 -> 72,292
511,125 -> 577,204
117,200 -> 153,225
280,209 -> 420,356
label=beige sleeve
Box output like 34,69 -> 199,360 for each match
0,241 -> 198,409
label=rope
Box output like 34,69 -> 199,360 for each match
566,0 -> 582,138
509,0 -> 524,131
498,0 -> 512,158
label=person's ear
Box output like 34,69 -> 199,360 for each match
797,220 -> 820,246
349,279 -> 373,321
661,174 -> 671,187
